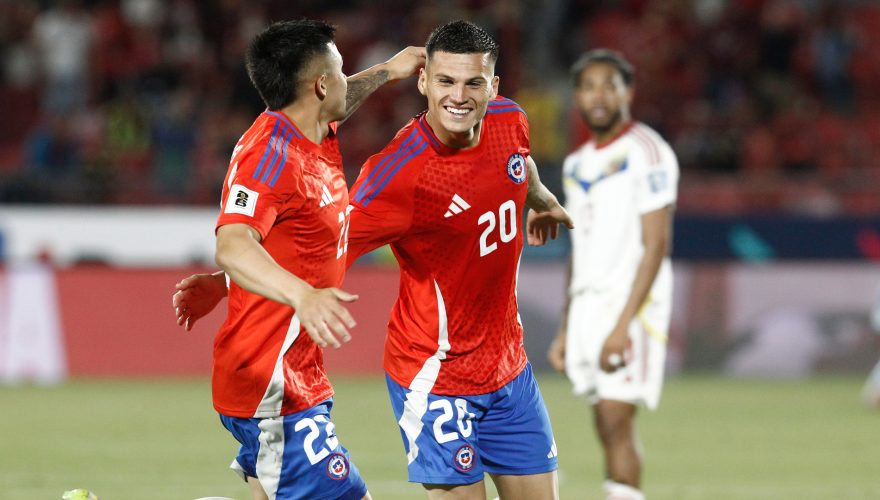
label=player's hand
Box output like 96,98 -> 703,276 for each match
383,46 -> 427,80
547,326 -> 567,373
173,273 -> 228,331
599,327 -> 631,373
526,205 -> 574,246
295,287 -> 359,349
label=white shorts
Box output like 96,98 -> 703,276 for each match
564,288 -> 670,410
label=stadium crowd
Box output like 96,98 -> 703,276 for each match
0,0 -> 878,213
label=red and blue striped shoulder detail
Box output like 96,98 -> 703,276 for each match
251,111 -> 303,188
352,127 -> 428,206
486,97 -> 526,116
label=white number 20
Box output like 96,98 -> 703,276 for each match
478,199 -> 517,257
294,415 -> 339,465
429,398 -> 474,444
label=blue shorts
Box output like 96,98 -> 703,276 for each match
386,363 -> 558,485
219,400 -> 367,500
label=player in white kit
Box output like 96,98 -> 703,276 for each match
546,49 -> 679,500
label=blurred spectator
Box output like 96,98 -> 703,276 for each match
0,0 -> 878,214
32,0 -> 93,114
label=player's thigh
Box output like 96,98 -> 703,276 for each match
423,480 -> 488,500
477,364 -> 558,477
246,476 -> 270,500
490,470 -> 559,500
385,374 -> 488,485
220,402 -> 368,500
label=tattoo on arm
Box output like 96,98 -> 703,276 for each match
526,157 -> 553,210
344,69 -> 390,121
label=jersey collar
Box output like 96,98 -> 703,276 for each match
263,109 -> 338,155
417,112 -> 485,156
593,121 -> 635,150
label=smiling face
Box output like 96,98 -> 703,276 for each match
418,50 -> 499,149
574,61 -> 633,141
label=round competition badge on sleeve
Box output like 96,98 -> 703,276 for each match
326,453 -> 349,480
453,444 -> 476,472
506,153 -> 526,184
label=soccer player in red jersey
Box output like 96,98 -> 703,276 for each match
175,21 -> 570,500
176,19 -> 424,500
345,21 -> 569,500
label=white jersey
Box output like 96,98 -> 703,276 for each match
561,121 -> 679,410
562,121 -> 679,298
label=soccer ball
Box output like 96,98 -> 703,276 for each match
61,490 -> 98,500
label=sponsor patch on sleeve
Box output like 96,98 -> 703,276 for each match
224,184 -> 259,217
647,171 -> 667,193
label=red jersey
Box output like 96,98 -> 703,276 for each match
348,97 -> 530,395
214,110 -> 349,418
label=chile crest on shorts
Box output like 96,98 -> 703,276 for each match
326,453 -> 349,480
507,153 -> 526,184
453,444 -> 476,472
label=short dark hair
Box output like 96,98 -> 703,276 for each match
245,19 -> 336,109
570,49 -> 635,87
425,20 -> 499,63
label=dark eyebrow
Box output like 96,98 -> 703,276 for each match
434,73 -> 487,84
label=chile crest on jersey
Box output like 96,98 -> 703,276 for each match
326,452 -> 349,480
506,153 -> 526,184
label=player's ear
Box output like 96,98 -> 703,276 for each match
490,75 -> 499,99
315,73 -> 328,101
417,68 -> 427,96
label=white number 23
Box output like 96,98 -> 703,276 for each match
294,415 -> 339,465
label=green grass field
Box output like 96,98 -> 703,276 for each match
1,375 -> 878,500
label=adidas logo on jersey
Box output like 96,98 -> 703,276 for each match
319,184 -> 333,207
444,194 -> 471,218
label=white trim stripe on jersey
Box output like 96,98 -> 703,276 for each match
256,416 -> 284,499
227,162 -> 238,190
253,314 -> 301,418
514,252 -> 523,327
444,193 -> 472,218
409,280 -> 451,391
631,125 -> 661,165
397,279 -> 451,464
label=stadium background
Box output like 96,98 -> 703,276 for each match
1,0 -> 879,499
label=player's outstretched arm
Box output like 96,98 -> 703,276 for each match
599,205 -> 672,373
173,271 -> 227,331
547,324 -> 567,373
548,252 -> 573,373
525,156 -> 573,246
341,46 -> 426,122
215,223 -> 358,348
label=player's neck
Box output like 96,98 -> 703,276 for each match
591,118 -> 633,147
277,103 -> 331,144
424,111 -> 483,150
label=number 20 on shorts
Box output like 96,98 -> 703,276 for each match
430,398 -> 475,444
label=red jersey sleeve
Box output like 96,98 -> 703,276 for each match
346,124 -> 426,265
346,164 -> 415,265
216,130 -> 305,239
517,107 -> 531,158
489,95 -> 530,159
